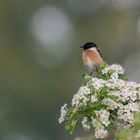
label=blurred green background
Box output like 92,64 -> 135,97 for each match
0,0 -> 140,140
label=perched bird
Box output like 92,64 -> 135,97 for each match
80,42 -> 104,75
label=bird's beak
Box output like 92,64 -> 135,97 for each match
80,46 -> 83,48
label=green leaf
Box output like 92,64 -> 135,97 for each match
66,107 -> 78,120
82,74 -> 92,85
107,95 -> 118,101
97,87 -> 109,100
88,83 -> 94,93
65,119 -> 78,134
94,104 -> 108,110
96,62 -> 107,79
118,130 -> 132,139
118,74 -> 127,80
133,113 -> 140,128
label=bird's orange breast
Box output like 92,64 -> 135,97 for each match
82,50 -> 103,65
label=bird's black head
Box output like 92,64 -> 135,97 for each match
80,42 -> 97,50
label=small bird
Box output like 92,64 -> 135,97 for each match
80,42 -> 104,75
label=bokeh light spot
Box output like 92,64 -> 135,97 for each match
31,6 -> 75,68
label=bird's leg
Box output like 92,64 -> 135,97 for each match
90,71 -> 93,76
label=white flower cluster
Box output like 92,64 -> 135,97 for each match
102,64 -> 124,79
58,104 -> 67,124
91,110 -> 110,138
102,98 -> 119,110
59,64 -> 140,139
72,86 -> 90,107
94,126 -> 108,139
95,110 -> 110,126
91,78 -> 105,91
81,117 -> 90,130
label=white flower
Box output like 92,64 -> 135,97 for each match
58,104 -> 67,123
92,118 -> 102,129
95,127 -> 108,139
117,120 -> 132,130
107,79 -> 139,102
102,64 -> 124,80
81,117 -> 90,130
91,95 -> 98,102
117,106 -> 134,124
91,78 -> 105,91
101,68 -> 108,74
126,102 -> 140,112
102,64 -> 124,74
95,109 -> 110,127
102,98 -> 120,110
72,86 -> 90,107
105,79 -> 118,89
111,73 -> 119,79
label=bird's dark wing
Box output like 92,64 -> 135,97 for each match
97,49 -> 103,58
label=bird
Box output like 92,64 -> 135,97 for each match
80,42 -> 104,75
